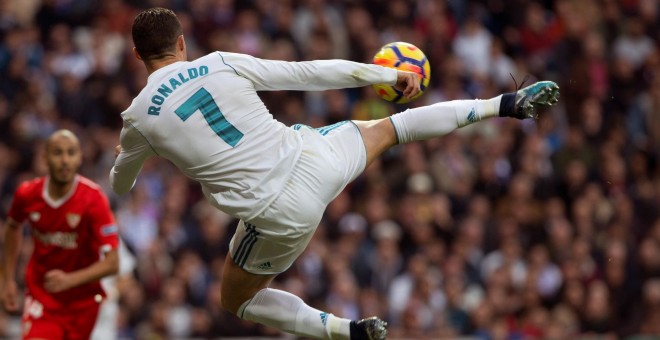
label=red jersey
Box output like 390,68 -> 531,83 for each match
7,175 -> 119,310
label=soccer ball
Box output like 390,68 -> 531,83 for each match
372,42 -> 431,104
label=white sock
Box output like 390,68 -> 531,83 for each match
238,288 -> 351,340
389,96 -> 502,144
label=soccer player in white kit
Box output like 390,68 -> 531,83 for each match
111,8 -> 559,340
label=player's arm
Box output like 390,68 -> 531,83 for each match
110,120 -> 155,195
44,249 -> 118,293
217,52 -> 405,91
2,218 -> 22,311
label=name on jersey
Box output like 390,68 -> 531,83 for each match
148,65 -> 209,116
32,229 -> 78,249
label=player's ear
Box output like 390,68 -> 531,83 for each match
132,47 -> 143,61
177,35 -> 185,52
177,35 -> 187,60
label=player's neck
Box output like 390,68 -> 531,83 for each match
145,55 -> 183,75
47,178 -> 75,200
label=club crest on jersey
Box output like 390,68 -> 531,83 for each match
66,213 -> 81,228
29,212 -> 40,222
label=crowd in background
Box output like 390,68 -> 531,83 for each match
0,0 -> 659,338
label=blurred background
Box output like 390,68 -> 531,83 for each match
0,0 -> 659,339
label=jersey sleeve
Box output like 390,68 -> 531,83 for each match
88,190 -> 119,252
6,183 -> 29,224
110,120 -> 155,195
217,52 -> 398,91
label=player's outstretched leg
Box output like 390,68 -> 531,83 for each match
355,81 -> 560,167
221,256 -> 388,339
387,80 -> 560,144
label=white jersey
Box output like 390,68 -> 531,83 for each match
110,52 -> 396,220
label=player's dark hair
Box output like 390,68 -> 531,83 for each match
132,7 -> 183,62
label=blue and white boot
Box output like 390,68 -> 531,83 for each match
500,80 -> 560,119
350,317 -> 388,340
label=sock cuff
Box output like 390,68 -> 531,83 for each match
237,296 -> 254,319
389,109 -> 412,144
388,116 -> 401,144
238,287 -> 272,319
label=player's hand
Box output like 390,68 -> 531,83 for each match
44,270 -> 74,293
394,70 -> 421,101
114,144 -> 122,158
1,280 -> 19,312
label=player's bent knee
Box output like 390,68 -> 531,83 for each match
219,277 -> 252,315
353,118 -> 397,166
220,289 -> 244,315
220,256 -> 276,316
220,260 -> 270,317
219,280 -> 264,317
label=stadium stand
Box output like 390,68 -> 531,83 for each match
0,0 -> 659,338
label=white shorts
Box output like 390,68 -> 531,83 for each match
228,121 -> 366,274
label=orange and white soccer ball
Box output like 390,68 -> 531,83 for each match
372,42 -> 431,104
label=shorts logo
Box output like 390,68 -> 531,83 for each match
29,212 -> 40,222
66,213 -> 81,228
256,262 -> 272,270
320,312 -> 328,326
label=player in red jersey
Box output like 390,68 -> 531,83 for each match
1,130 -> 119,340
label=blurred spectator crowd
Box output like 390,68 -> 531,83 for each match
0,0 -> 659,339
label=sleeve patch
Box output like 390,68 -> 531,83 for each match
101,224 -> 118,236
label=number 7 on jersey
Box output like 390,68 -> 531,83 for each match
175,87 -> 243,147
